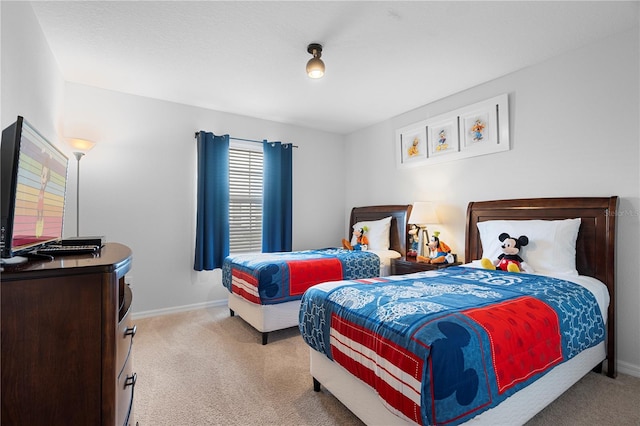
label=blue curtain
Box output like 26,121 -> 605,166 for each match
194,132 -> 229,270
262,141 -> 292,252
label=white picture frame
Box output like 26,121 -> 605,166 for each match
426,117 -> 459,158
394,93 -> 509,168
395,122 -> 428,167
458,95 -> 509,157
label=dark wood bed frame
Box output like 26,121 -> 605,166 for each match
464,197 -> 618,378
349,204 -> 412,257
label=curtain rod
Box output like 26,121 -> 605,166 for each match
194,132 -> 298,148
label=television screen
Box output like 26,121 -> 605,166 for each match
1,116 -> 69,258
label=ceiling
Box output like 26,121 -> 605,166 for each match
30,1 -> 638,135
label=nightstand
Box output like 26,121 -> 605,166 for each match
391,257 -> 461,275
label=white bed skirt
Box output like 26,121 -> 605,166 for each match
228,292 -> 301,333
310,342 -> 605,425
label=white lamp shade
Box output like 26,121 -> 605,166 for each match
67,138 -> 96,153
408,201 -> 439,225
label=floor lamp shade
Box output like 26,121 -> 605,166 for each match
67,138 -> 96,153
67,138 -> 96,237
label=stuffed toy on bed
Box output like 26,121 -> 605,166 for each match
417,231 -> 455,264
342,226 -> 369,251
481,232 -> 533,273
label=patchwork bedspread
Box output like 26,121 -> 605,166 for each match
299,266 -> 605,425
222,248 -> 380,305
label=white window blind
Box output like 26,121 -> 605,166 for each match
229,144 -> 263,254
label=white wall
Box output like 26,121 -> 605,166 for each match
62,84 -> 346,315
2,2 -> 348,316
345,28 -> 640,376
1,2 -> 65,150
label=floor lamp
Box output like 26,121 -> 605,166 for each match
408,201 -> 440,257
67,138 -> 96,237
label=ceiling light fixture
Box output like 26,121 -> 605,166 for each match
306,43 -> 325,79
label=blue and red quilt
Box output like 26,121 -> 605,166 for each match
299,266 -> 605,425
222,248 -> 380,305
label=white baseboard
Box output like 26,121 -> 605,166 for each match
131,299 -> 227,320
617,360 -> 640,378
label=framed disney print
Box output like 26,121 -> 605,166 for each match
426,117 -> 459,158
395,93 -> 509,167
396,122 -> 428,168
458,94 -> 509,158
461,112 -> 491,147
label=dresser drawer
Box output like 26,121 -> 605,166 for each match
116,356 -> 136,426
391,257 -> 461,275
116,284 -> 136,426
117,285 -> 135,375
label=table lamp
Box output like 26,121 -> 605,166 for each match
408,201 -> 440,257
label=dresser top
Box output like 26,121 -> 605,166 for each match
1,242 -> 132,280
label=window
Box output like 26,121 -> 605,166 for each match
229,142 -> 263,254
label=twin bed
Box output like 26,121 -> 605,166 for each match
300,197 -> 617,425
222,204 -> 412,344
222,196 -> 617,425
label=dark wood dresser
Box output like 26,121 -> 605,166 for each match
1,243 -> 136,425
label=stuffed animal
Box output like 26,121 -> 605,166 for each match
417,231 -> 454,264
342,226 -> 369,251
480,232 -> 532,273
407,224 -> 419,257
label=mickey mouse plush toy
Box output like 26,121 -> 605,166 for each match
481,232 -> 532,273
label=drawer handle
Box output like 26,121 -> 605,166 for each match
125,373 -> 137,388
124,373 -> 137,426
125,325 -> 137,338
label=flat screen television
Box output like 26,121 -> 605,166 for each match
1,116 -> 69,258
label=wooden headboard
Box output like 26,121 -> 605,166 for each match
349,205 -> 412,256
465,196 -> 618,377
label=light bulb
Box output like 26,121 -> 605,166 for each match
306,57 -> 325,78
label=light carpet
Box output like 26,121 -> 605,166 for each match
133,306 -> 640,425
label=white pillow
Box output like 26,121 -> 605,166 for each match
476,218 -> 581,276
350,216 -> 392,250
